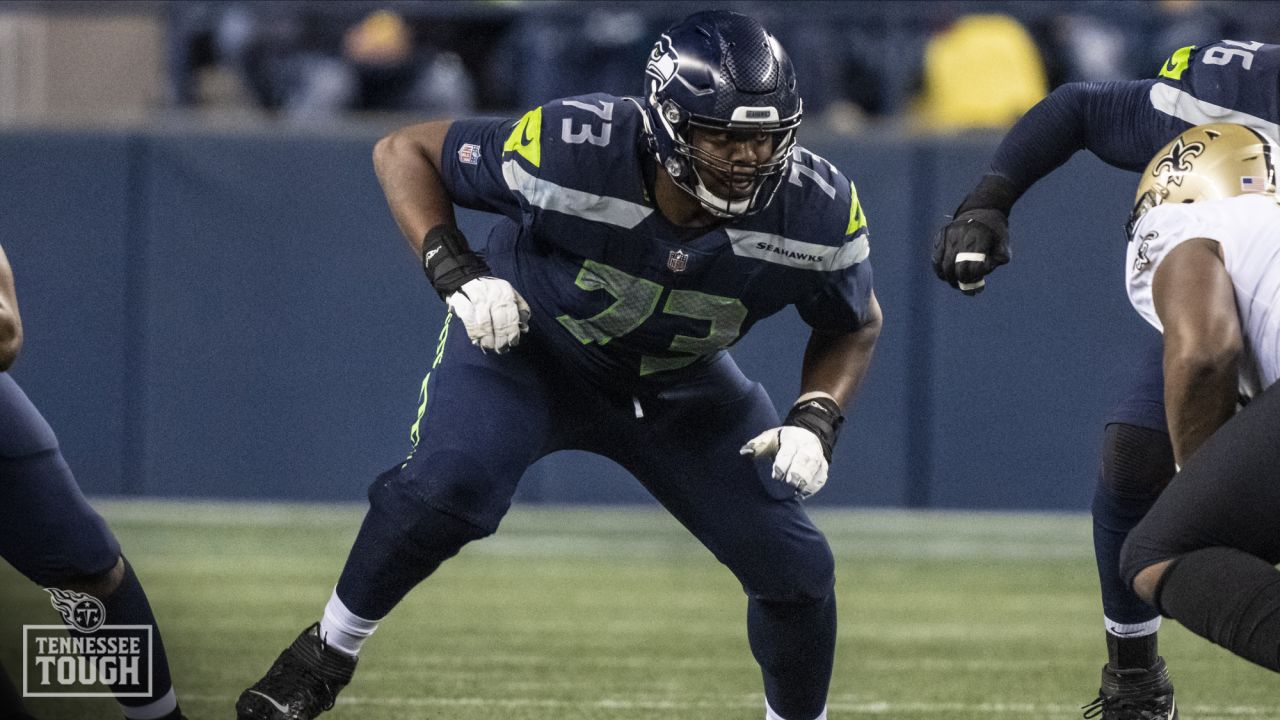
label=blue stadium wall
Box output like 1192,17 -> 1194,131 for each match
0,127 -> 1155,510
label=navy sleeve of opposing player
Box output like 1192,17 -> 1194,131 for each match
440,116 -> 525,221
988,80 -> 1170,200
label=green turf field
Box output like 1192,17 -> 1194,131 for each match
2,501 -> 1276,719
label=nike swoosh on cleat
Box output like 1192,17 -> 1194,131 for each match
247,690 -> 291,716
1167,698 -> 1177,720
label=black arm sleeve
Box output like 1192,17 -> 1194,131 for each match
985,80 -> 1174,208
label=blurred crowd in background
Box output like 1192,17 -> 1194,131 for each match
9,0 -> 1280,134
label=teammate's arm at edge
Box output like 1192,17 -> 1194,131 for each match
0,243 -> 23,371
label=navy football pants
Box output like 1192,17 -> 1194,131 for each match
1092,336 -> 1174,628
0,373 -> 120,585
0,374 -> 179,713
337,314 -> 836,720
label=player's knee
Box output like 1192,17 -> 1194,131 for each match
368,467 -> 495,558
388,449 -> 517,531
48,556 -> 125,598
1097,423 -> 1175,503
746,539 -> 835,603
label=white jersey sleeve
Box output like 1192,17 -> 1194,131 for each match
1126,194 -> 1280,393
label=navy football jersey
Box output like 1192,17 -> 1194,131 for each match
1149,40 -> 1280,141
992,40 -> 1280,188
440,93 -> 873,384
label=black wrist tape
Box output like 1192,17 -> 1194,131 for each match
422,225 -> 490,299
784,396 -> 844,462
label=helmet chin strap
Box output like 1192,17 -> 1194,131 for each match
689,165 -> 759,217
694,180 -> 750,217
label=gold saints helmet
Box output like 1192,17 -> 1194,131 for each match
1127,122 -> 1278,238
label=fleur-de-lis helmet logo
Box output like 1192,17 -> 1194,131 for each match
45,587 -> 106,633
1152,138 -> 1206,186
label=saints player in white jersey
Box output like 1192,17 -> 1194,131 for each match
1120,122 -> 1280,673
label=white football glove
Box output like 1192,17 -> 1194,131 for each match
740,393 -> 844,499
740,425 -> 829,498
446,276 -> 530,353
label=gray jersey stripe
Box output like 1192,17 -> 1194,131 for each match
1149,84 -> 1280,141
502,160 -> 653,229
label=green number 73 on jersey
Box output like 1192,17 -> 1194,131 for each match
556,259 -> 748,376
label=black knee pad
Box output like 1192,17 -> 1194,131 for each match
1100,423 -> 1175,501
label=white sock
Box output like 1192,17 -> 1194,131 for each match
319,589 -> 380,658
121,687 -> 178,719
1104,615 -> 1161,638
766,700 -> 827,720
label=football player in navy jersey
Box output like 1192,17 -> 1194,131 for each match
0,242 -> 186,720
237,10 -> 880,720
932,40 -> 1280,719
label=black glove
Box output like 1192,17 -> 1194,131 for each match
783,394 -> 844,463
422,225 -> 490,299
931,174 -> 1018,296
931,208 -> 1010,295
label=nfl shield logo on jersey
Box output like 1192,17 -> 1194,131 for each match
457,143 -> 481,165
667,249 -> 689,273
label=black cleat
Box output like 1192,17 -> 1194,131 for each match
236,623 -> 357,720
1082,656 -> 1178,719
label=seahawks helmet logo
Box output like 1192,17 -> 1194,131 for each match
45,587 -> 106,633
645,34 -> 679,94
1152,138 -> 1206,185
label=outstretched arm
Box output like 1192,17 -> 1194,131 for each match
986,80 -> 1164,199
1151,238 -> 1242,466
0,244 -> 22,371
933,80 -> 1165,293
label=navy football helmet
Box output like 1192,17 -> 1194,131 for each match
643,11 -> 803,217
